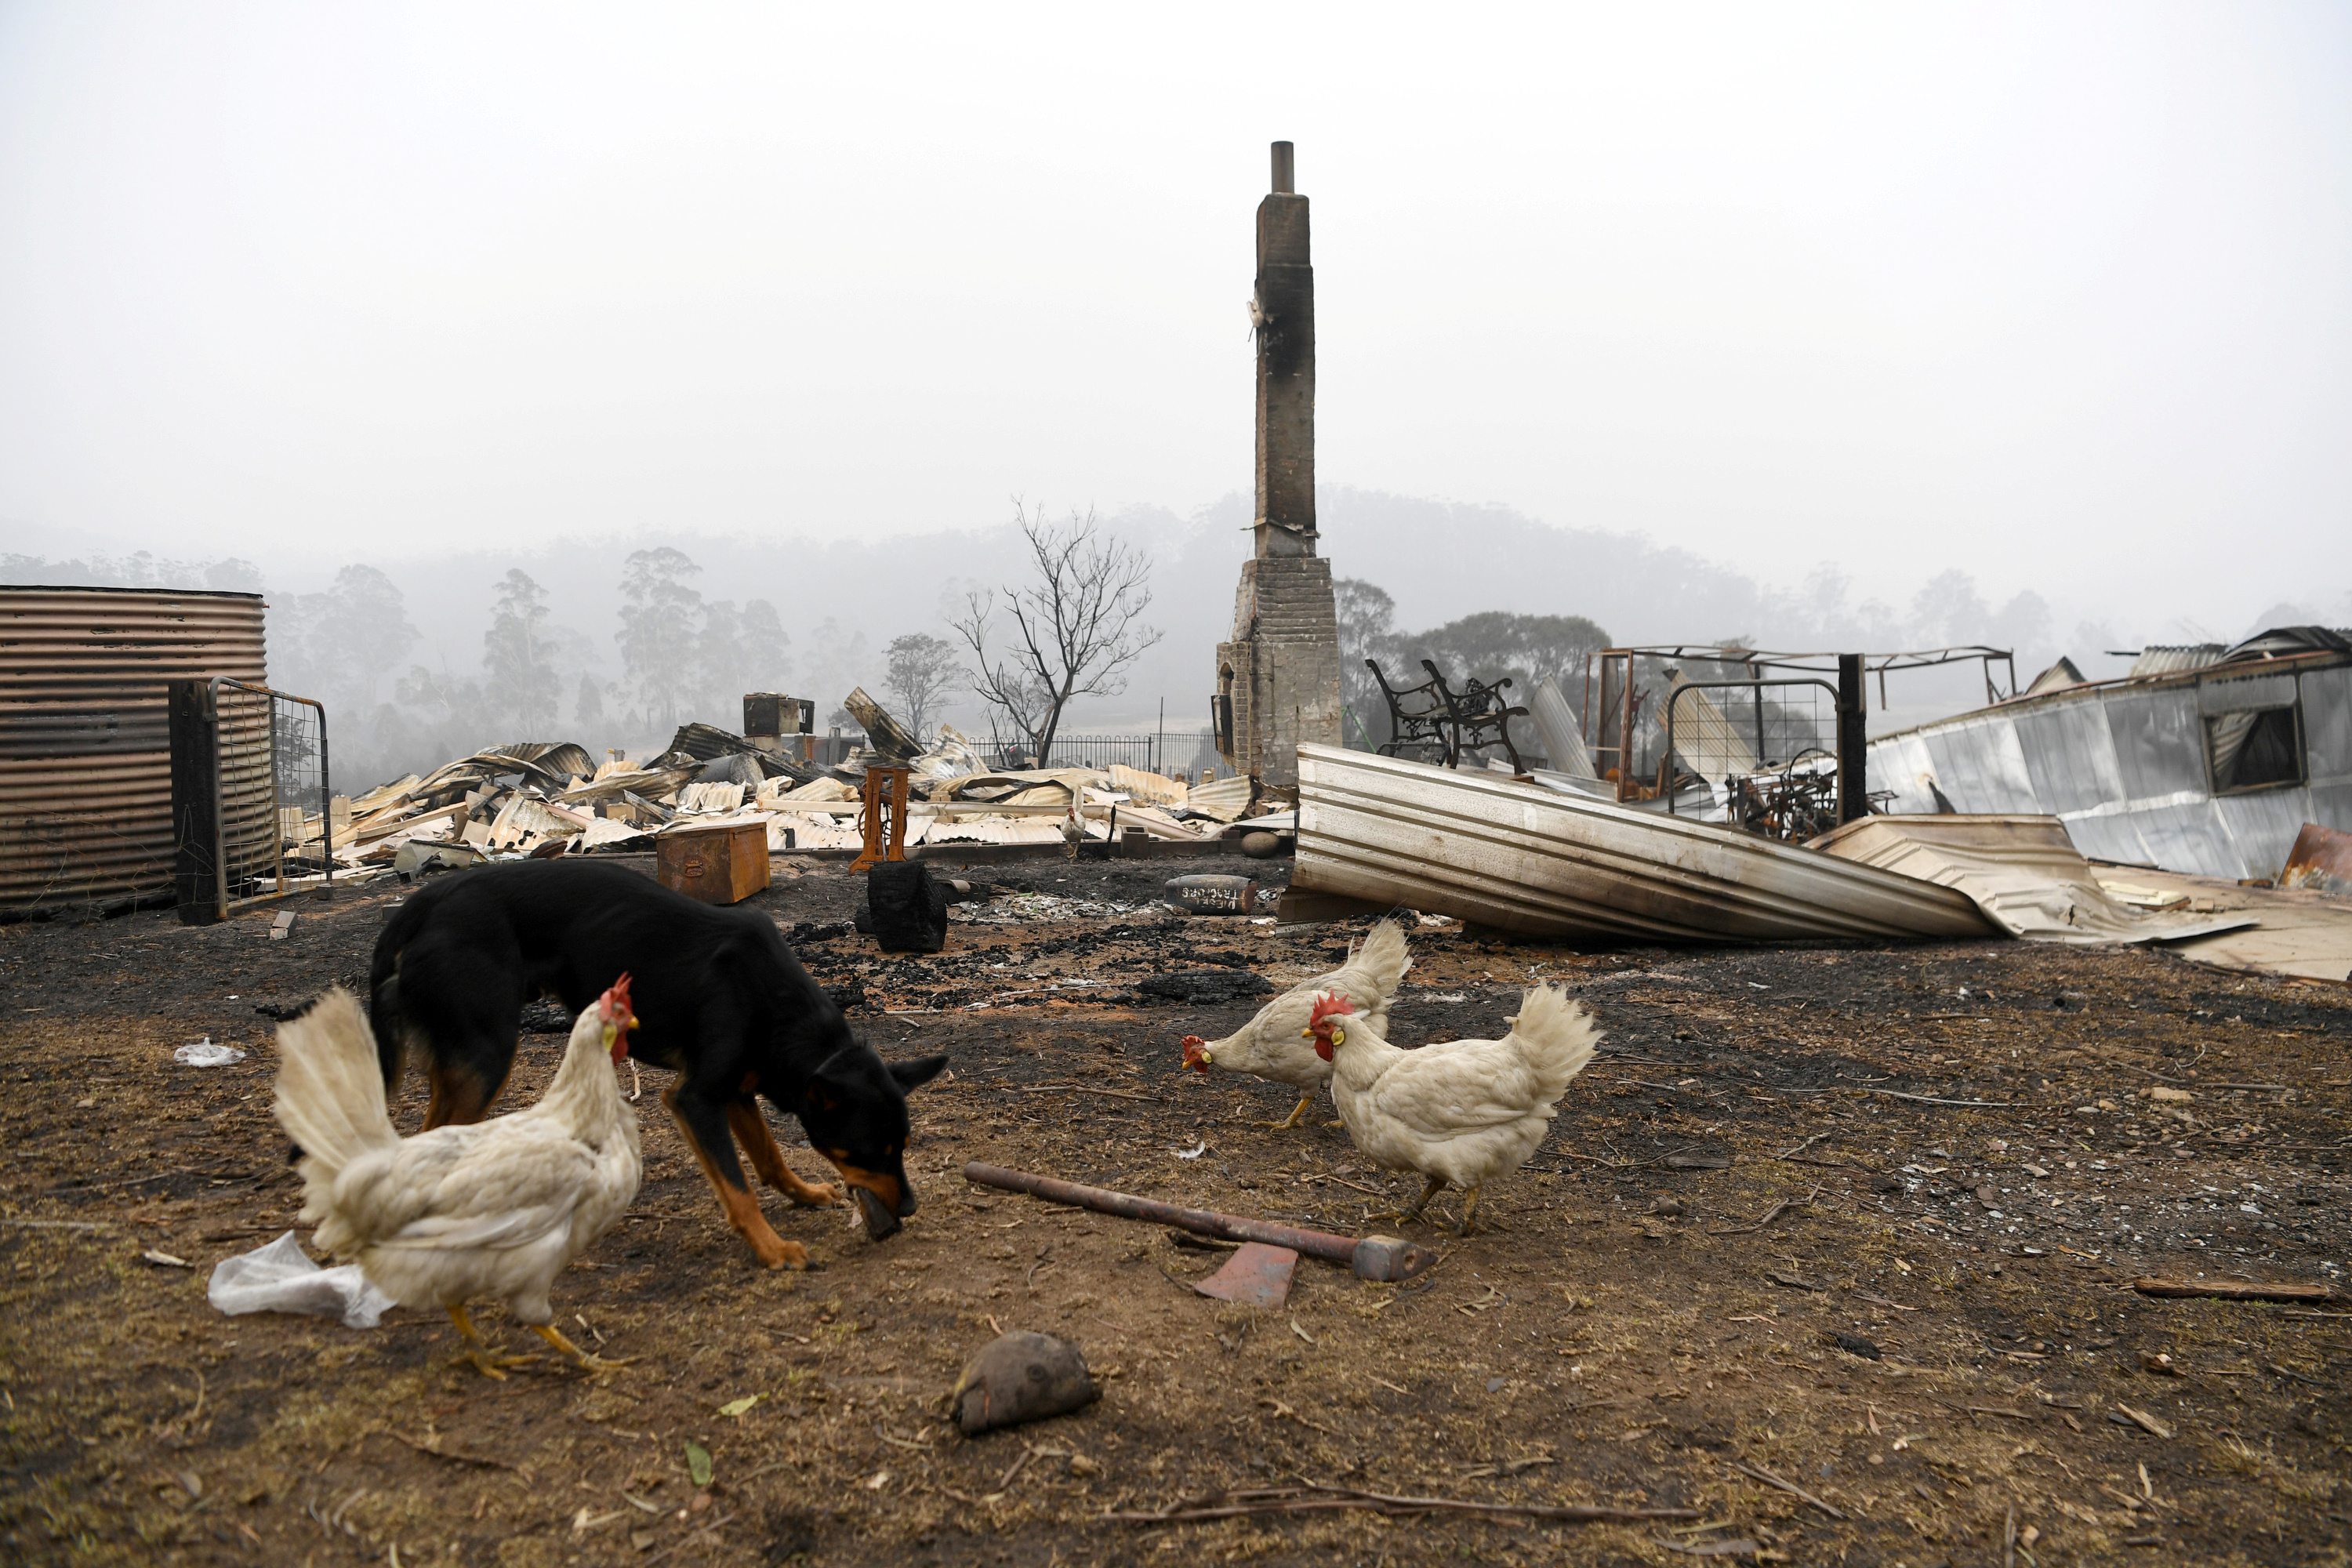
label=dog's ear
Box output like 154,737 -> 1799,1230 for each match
889,1053 -> 949,1093
806,1047 -> 864,1112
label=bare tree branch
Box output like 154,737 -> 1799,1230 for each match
949,502 -> 1160,765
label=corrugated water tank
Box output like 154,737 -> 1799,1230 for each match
0,586 -> 270,915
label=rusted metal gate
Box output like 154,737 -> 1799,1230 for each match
169,677 -> 331,922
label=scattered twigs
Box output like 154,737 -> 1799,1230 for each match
372,1428 -> 522,1471
1710,1184 -> 1824,1237
2133,1277 -> 2334,1304
1258,1398 -> 1336,1436
2114,1403 -> 2175,1439
1726,1458 -> 1846,1520
169,1371 -> 207,1432
1772,1132 -> 1831,1160
997,1446 -> 1037,1491
1772,1087 -> 2013,1108
1103,1480 -> 1697,1526
641,1512 -> 732,1568
1003,1082 -> 1165,1102
0,1218 -> 121,1232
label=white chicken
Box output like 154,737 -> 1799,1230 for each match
1179,919 -> 1411,1128
272,978 -> 644,1377
1307,984 -> 1598,1235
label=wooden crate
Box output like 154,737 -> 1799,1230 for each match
656,822 -> 771,905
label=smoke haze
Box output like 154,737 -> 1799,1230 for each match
3,5 -> 2347,782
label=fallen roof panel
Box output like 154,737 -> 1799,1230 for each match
1809,813 -> 2253,944
1289,743 -> 1996,944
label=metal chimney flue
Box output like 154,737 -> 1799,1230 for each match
1270,140 -> 1294,194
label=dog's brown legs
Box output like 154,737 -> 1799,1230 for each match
423,1057 -> 503,1130
725,1098 -> 844,1208
667,1086 -> 808,1269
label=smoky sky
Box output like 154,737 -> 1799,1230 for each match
1,2 -> 2347,630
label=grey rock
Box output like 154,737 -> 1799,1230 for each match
951,1331 -> 1098,1436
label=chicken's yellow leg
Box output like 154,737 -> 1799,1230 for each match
530,1323 -> 635,1374
1373,1174 -> 1447,1225
1259,1094 -> 1316,1131
448,1305 -> 539,1381
1456,1185 -> 1485,1237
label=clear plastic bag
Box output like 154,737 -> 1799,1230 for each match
206,1231 -> 396,1330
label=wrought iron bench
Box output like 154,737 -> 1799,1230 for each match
1364,659 -> 1454,764
1422,661 -> 1530,774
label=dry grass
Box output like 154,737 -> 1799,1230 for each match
2,858 -> 2350,1564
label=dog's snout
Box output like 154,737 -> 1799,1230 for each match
895,1178 -> 917,1218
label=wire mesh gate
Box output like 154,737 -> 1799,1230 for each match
1663,677 -> 1842,840
171,677 -> 332,920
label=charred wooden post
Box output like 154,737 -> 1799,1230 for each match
867,859 -> 949,953
168,677 -> 221,925
1837,653 -> 1868,825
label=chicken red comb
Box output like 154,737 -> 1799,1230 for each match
600,973 -> 634,1024
1308,992 -> 1354,1028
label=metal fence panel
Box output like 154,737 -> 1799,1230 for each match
2303,666 -> 2352,785
209,678 -> 331,911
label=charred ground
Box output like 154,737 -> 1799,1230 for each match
2,854 -> 2348,1566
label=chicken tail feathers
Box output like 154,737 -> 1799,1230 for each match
1507,983 -> 1602,1100
271,986 -> 397,1196
1354,918 -> 1412,996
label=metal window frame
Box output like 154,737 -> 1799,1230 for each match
2202,701 -> 2307,797
207,676 -> 332,913
1585,644 -> 2016,801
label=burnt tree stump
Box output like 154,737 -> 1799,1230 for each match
866,860 -> 949,953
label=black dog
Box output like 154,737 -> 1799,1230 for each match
368,859 -> 945,1269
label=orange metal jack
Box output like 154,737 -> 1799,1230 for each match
850,767 -> 913,873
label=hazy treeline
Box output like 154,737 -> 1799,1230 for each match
12,485 -> 2339,792
4,545 -> 891,789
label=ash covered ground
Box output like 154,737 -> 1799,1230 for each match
2,853 -> 2349,1566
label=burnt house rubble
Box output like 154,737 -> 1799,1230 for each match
1867,625 -> 2352,882
6,583 -> 2347,982
2,145 -> 2344,982
0,581 -> 1301,921
1287,627 -> 2352,983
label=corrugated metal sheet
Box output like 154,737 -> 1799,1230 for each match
1812,814 -> 2252,943
1866,649 -> 2352,880
1526,677 -> 1596,779
2128,644 -> 2225,679
1290,744 -> 1995,944
1,586 -> 268,913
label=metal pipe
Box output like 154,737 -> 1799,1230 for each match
962,1160 -> 1435,1281
1747,654 -> 1768,768
1270,141 -> 1295,194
